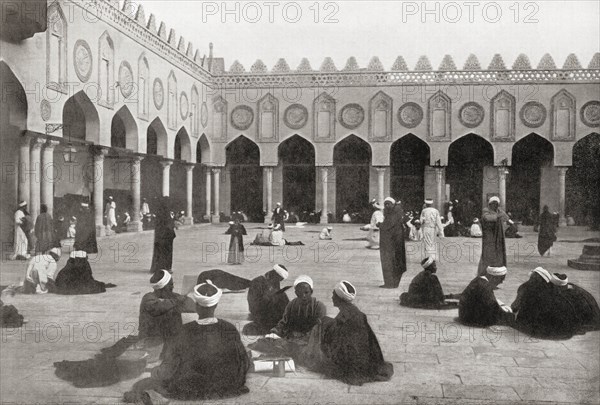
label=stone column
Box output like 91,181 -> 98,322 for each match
92,148 -> 108,237
205,167 -> 212,220
29,137 -> 45,221
160,161 -> 173,197
41,140 -> 59,216
211,168 -> 221,224
127,157 -> 143,232
558,167 -> 568,227
18,135 -> 31,204
498,166 -> 508,211
264,167 -> 273,223
435,167 -> 445,212
320,167 -> 329,224
185,163 -> 195,225
376,167 -> 387,204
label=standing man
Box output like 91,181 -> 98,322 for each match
366,200 -> 384,249
477,196 -> 513,276
141,198 -> 151,230
376,198 -> 407,289
105,196 -> 117,233
150,197 -> 177,274
420,198 -> 444,260
272,202 -> 287,232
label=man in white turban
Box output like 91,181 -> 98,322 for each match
125,280 -> 250,402
246,264 -> 291,333
477,196 -> 512,276
400,258 -> 460,309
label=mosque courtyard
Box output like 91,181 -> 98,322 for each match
1,223 -> 599,405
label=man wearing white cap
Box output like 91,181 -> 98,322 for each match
124,281 -> 249,402
366,200 -> 384,249
400,258 -> 460,309
104,196 -> 117,233
477,196 -> 512,276
272,202 -> 287,232
247,264 -> 291,332
11,201 -> 31,260
376,198 -> 407,288
459,265 -> 513,327
311,280 -> 393,385
319,226 -> 333,240
420,198 -> 444,260
22,247 -> 62,294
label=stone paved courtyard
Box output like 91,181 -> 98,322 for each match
1,224 -> 599,405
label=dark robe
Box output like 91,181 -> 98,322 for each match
319,303 -> 394,385
74,207 -> 98,254
538,211 -> 557,256
459,276 -> 504,327
272,297 -> 327,338
34,212 -> 58,253
0,299 -> 24,327
225,224 -> 247,264
149,320 -> 250,400
197,270 -> 251,291
150,202 -> 176,273
511,275 -> 578,338
400,270 -> 453,309
557,283 -> 600,334
247,275 -> 290,329
271,207 -> 286,231
53,257 -> 108,295
378,208 -> 407,288
477,207 -> 508,276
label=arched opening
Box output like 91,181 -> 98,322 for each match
508,133 -> 554,222
63,91 -> 100,143
170,127 -> 192,212
447,134 -> 494,222
142,118 -> 169,205
193,135 -> 211,222
390,134 -> 430,212
567,133 -> 600,228
279,135 -> 316,216
111,106 -> 137,151
334,135 -> 372,221
226,136 -> 262,221
0,62 -> 28,246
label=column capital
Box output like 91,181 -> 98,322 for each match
557,166 -> 569,176
31,137 -> 45,149
435,166 -> 445,181
129,155 -> 144,163
44,139 -> 61,149
185,163 -> 196,172
497,166 -> 509,180
375,166 -> 389,173
211,167 -> 221,174
160,160 -> 174,169
91,146 -> 109,159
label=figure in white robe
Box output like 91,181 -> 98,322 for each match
269,225 -> 286,246
11,203 -> 31,260
470,219 -> 483,238
319,227 -> 333,240
367,206 -> 384,249
420,200 -> 444,260
105,197 -> 117,230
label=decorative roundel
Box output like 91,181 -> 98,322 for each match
284,104 -> 308,130
180,92 -> 189,120
520,101 -> 547,128
118,61 -> 135,98
40,100 -> 51,121
231,105 -> 254,130
201,102 -> 209,128
580,101 -> 600,127
459,102 -> 485,128
153,78 -> 164,110
397,102 -> 424,128
339,104 -> 365,129
73,39 -> 93,82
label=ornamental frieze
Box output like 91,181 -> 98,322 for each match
284,104 -> 309,130
459,102 -> 485,128
520,102 -> 547,128
339,104 -> 365,130
397,103 -> 423,129
581,101 -> 600,127
231,105 -> 254,131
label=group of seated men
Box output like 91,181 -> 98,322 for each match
400,257 -> 600,338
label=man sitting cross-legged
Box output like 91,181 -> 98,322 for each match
124,281 -> 250,402
399,257 -> 460,309
245,264 -> 291,335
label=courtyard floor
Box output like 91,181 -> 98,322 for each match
0,223 -> 599,405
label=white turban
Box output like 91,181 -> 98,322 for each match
273,224 -> 282,231
384,197 -> 396,205
294,275 -> 313,289
151,270 -> 172,290
486,266 -> 507,276
273,264 -> 289,280
334,280 -> 356,302
424,198 -> 434,204
70,251 -> 87,259
18,201 -> 27,208
189,280 -> 223,307
531,267 -> 552,283
489,196 -> 500,204
551,273 -> 568,287
422,257 -> 435,269
49,247 -> 61,257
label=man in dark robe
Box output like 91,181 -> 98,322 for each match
246,264 -> 290,333
74,202 -> 98,254
459,266 -> 514,327
310,281 -> 394,385
511,268 -> 579,338
34,204 -> 58,254
271,202 -> 287,231
0,299 -> 25,327
124,281 -> 249,402
225,219 -> 247,264
538,205 -> 557,256
376,197 -> 406,288
150,197 -> 176,273
53,251 -> 114,295
400,257 -> 460,309
551,273 -> 600,334
477,197 -> 512,276
197,269 -> 251,291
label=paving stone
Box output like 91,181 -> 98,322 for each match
514,386 -> 600,404
442,384 -> 520,401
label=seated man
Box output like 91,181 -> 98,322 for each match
53,251 -> 115,295
400,257 -> 460,309
0,299 -> 25,327
458,266 -> 514,327
197,269 -> 251,292
247,264 -> 291,333
269,224 -> 304,246
470,218 -> 482,238
308,281 -> 394,385
319,226 -> 333,240
551,273 -> 600,333
22,247 -> 61,294
124,281 -> 250,402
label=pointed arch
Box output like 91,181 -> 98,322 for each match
567,133 -> 600,226
390,134 -> 430,211
334,135 -> 372,220
138,53 -> 150,120
226,135 -> 262,219
147,117 -> 168,157
226,135 -> 261,165
279,135 -> 316,212
98,30 -> 115,108
196,133 -> 211,164
63,90 -> 100,143
47,2 -> 67,92
111,106 -> 138,151
174,127 -> 192,162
